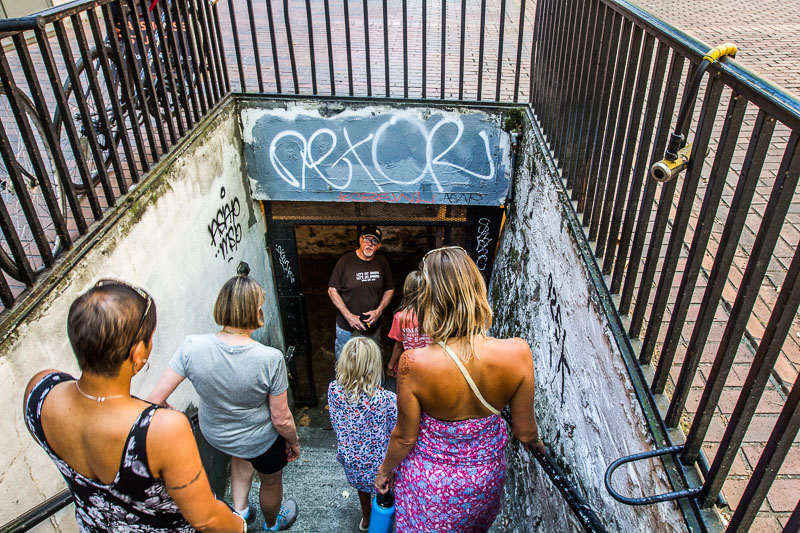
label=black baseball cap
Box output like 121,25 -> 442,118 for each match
360,225 -> 382,242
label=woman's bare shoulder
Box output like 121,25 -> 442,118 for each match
399,345 -> 429,365
397,345 -> 440,375
148,406 -> 193,440
24,369 -> 62,402
484,336 -> 531,355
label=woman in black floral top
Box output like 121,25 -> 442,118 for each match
23,280 -> 246,533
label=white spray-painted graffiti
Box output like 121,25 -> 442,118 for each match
474,217 -> 492,271
547,273 -> 572,406
208,187 -> 242,263
268,116 -> 494,193
244,109 -> 511,206
275,244 -> 295,284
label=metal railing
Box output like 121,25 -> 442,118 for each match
532,0 -> 800,531
500,409 -> 608,533
1,0 -> 799,531
0,0 -> 537,309
0,0 -> 229,309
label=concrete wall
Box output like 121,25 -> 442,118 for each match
0,101 -> 283,530
490,119 -> 688,532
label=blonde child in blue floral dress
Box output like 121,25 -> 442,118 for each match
328,337 -> 397,531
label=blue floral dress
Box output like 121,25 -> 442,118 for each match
327,382 -> 397,492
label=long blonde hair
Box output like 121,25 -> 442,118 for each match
335,337 -> 383,402
418,246 -> 492,361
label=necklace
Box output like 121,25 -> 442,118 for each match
222,328 -> 252,338
74,381 -> 127,403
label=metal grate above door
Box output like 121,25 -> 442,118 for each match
270,201 -> 468,224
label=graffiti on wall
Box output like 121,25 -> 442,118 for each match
474,217 -> 492,272
208,187 -> 242,262
547,273 -> 572,406
243,108 -> 511,205
275,244 -> 296,284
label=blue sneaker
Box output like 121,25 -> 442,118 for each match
263,499 -> 298,531
241,504 -> 257,526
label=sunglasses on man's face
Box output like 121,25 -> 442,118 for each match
361,236 -> 380,246
95,279 -> 153,349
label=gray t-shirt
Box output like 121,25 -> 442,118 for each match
170,334 -> 289,458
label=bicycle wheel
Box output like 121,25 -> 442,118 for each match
0,87 -> 63,281
53,45 -> 125,194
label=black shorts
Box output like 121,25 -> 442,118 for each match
245,435 -> 288,475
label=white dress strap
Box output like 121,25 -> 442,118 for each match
438,341 -> 501,416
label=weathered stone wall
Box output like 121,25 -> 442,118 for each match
0,103 -> 282,530
491,120 -> 687,532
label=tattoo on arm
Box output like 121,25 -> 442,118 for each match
167,468 -> 202,490
398,350 -> 418,376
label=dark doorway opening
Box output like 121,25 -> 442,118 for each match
265,201 -> 505,406
296,224 -> 461,404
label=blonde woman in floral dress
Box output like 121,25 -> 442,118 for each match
375,247 -> 545,532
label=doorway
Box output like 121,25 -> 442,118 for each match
265,201 -> 504,405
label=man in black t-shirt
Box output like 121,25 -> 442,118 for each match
328,226 -> 395,359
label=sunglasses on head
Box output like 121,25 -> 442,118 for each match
95,279 -> 153,350
423,245 -> 466,259
421,246 -> 467,268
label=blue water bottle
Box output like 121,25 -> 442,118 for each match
368,490 -> 395,533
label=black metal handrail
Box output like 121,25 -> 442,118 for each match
605,445 -> 701,505
0,490 -> 72,533
532,0 -> 800,531
532,447 -> 608,532
501,410 -> 608,533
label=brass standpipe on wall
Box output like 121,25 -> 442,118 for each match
650,43 -> 737,182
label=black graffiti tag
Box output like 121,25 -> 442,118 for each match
474,217 -> 492,271
209,187 -> 242,262
547,273 -> 571,406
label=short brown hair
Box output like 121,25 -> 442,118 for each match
68,282 -> 157,377
214,275 -> 266,329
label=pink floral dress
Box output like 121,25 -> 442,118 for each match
394,412 -> 509,532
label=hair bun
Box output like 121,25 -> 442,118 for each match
237,261 -> 251,277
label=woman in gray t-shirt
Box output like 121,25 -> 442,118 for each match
148,275 -> 300,531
